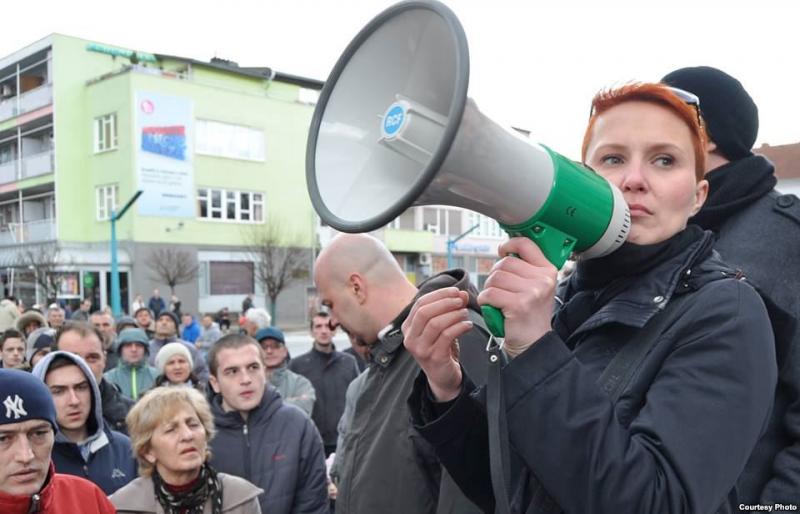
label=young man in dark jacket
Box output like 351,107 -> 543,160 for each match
289,311 -> 359,457
207,333 -> 329,514
55,322 -> 134,435
663,66 -> 800,503
0,368 -> 116,514
31,351 -> 136,495
314,233 -> 485,514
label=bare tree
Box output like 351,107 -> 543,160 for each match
245,222 -> 309,323
147,248 -> 199,296
15,243 -> 64,304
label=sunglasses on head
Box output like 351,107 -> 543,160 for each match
589,85 -> 704,129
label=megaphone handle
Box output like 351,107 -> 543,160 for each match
481,223 -> 575,338
481,304 -> 507,338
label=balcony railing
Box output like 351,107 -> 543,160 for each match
0,218 -> 56,246
0,160 -> 15,185
0,149 -> 54,184
0,227 -> 14,246
0,83 -> 53,122
0,99 -> 14,122
19,84 -> 52,115
21,150 -> 53,179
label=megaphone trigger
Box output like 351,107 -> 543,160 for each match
480,224 -> 577,338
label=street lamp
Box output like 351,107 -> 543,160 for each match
447,223 -> 480,269
110,190 -> 143,317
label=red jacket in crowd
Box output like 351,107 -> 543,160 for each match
0,462 -> 115,514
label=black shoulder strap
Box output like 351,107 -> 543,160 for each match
597,292 -> 695,403
465,309 -> 513,514
487,336 -> 512,514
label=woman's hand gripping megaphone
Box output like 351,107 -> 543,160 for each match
478,237 -> 558,357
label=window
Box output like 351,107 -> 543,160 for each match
465,211 -> 503,238
387,208 -> 414,230
93,113 -> 118,153
96,184 -> 118,221
197,187 -> 264,223
195,119 -> 265,161
422,206 -> 456,235
209,261 -> 254,295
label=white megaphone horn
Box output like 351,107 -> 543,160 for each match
306,0 -> 630,337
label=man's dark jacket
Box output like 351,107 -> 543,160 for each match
335,269 -> 485,514
289,343 -> 359,449
209,386 -> 329,514
690,156 -> 800,503
410,230 -> 777,514
148,296 -> 165,316
99,377 -> 134,435
32,351 -> 137,495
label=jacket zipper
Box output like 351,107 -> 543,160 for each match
28,493 -> 41,513
131,367 -> 138,400
243,422 -> 252,481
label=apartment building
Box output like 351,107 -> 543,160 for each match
0,34 -> 326,322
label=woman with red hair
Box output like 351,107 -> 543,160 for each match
404,83 -> 777,513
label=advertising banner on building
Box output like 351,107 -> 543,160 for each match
135,91 -> 194,217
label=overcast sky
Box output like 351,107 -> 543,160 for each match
3,1 -> 798,159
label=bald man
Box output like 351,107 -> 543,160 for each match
316,233 -> 485,514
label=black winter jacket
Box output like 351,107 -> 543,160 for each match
99,377 -> 134,435
209,387 -> 329,514
697,157 -> 800,503
289,345 -> 359,448
411,229 -> 777,514
335,269 -> 485,514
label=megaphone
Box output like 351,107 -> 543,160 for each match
306,0 -> 630,337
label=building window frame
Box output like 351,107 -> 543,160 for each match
93,113 -> 118,153
197,187 -> 265,224
465,211 -> 503,239
195,119 -> 265,162
95,183 -> 119,221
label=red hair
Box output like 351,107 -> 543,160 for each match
581,83 -> 707,181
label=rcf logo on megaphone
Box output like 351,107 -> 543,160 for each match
382,102 -> 407,138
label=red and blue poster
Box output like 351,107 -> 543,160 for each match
141,125 -> 187,161
135,92 -> 194,217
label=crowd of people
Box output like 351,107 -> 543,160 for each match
0,66 -> 798,514
0,288 -> 354,513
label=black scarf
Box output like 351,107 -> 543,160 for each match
554,225 -> 707,340
689,154 -> 776,231
152,463 -> 223,514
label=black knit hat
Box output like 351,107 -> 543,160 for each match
157,310 -> 180,330
661,66 -> 758,161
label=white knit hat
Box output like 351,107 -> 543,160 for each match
154,342 -> 193,374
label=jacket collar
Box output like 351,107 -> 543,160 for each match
557,230 -> 720,340
110,474 -> 263,512
370,268 -> 478,368
371,327 -> 404,368
211,385 -> 281,429
117,357 -> 149,371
